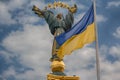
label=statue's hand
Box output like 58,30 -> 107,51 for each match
32,5 -> 40,11
69,4 -> 77,13
32,5 -> 44,17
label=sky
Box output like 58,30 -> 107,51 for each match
0,0 -> 120,80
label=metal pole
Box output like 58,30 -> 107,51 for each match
93,0 -> 101,80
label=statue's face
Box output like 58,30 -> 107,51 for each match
56,13 -> 63,20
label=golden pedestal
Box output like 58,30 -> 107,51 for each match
47,60 -> 80,80
51,61 -> 65,72
47,74 -> 80,80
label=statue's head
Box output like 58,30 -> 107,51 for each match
56,13 -> 63,20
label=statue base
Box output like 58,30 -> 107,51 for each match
49,57 -> 80,80
47,74 -> 80,80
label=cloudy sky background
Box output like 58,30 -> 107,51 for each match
0,0 -> 120,80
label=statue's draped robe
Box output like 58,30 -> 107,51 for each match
42,10 -> 74,56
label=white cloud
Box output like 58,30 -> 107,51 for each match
0,2 -> 16,25
107,1 -> 120,8
2,24 -> 53,66
0,0 -> 28,25
15,0 -> 46,25
2,66 -> 16,78
2,66 -> 47,80
96,14 -> 107,23
1,24 -> 52,79
64,47 -> 96,80
77,4 -> 86,10
0,0 -> 46,25
109,45 -> 120,58
8,0 -> 29,11
100,60 -> 120,80
16,14 -> 41,25
0,50 -> 15,63
99,45 -> 120,80
113,27 -> 120,39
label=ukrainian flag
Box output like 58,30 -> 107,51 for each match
56,4 -> 95,59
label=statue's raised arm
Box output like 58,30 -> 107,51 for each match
32,5 -> 44,17
32,5 -> 58,35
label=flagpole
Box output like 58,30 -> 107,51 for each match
93,0 -> 101,80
